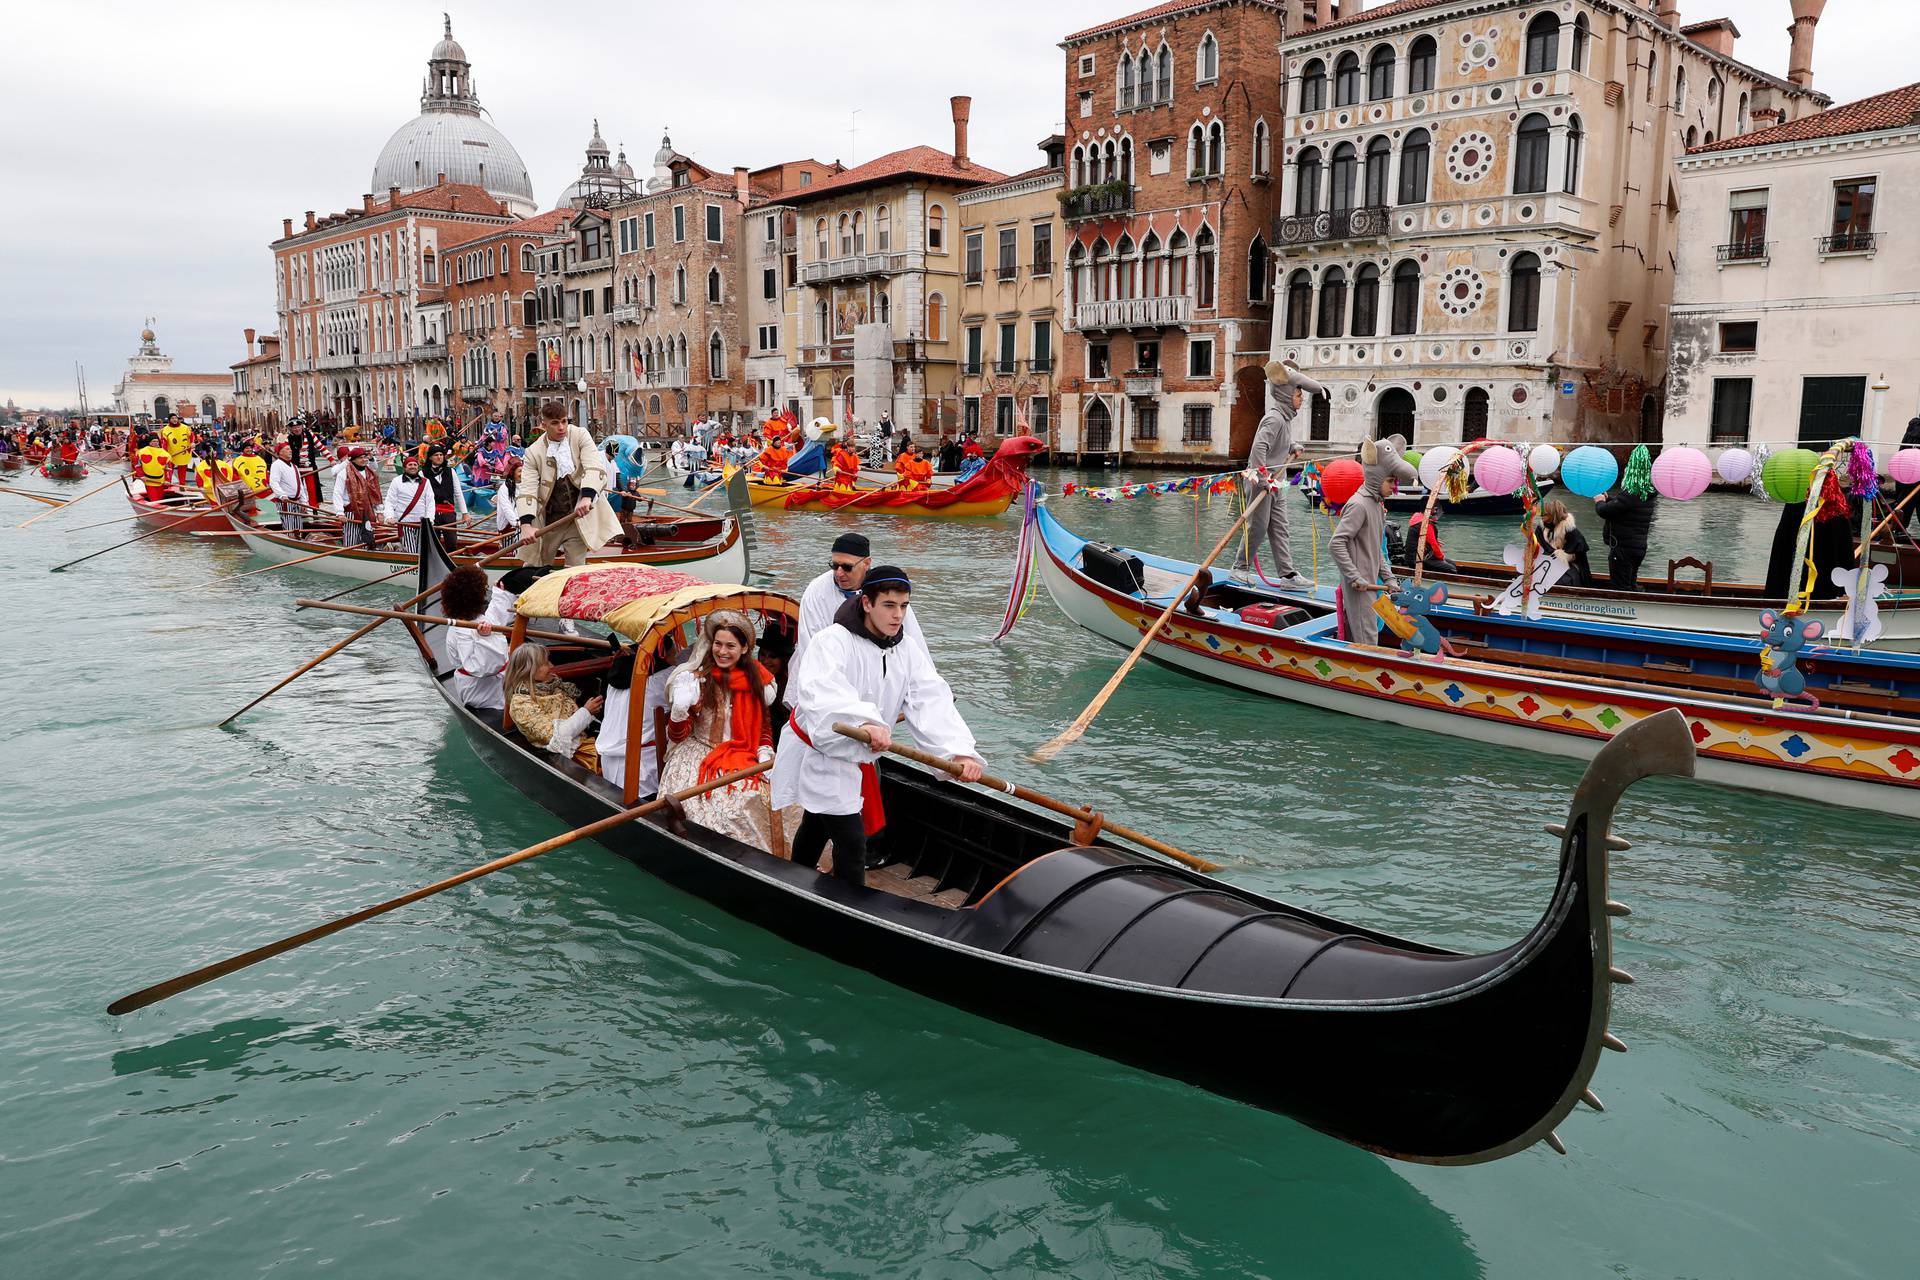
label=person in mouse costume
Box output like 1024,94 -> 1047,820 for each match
1328,434 -> 1418,646
1231,358 -> 1325,588
514,400 -> 622,567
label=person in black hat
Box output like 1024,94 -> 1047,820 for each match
770,566 -> 983,888
792,531 -> 923,674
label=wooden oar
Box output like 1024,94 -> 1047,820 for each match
105,762 -> 772,1016
0,485 -> 68,509
166,528 -> 403,593
221,514 -> 580,726
15,473 -> 124,527
833,724 -> 1222,873
48,493 -> 244,574
1032,485 -> 1270,761
294,598 -> 616,649
293,521 -> 525,609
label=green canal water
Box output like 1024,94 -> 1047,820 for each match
1,468 -> 1914,1278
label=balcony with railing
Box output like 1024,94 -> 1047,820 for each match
1123,370 -> 1162,397
611,303 -> 641,322
1027,355 -> 1054,374
799,252 -> 890,284
1716,240 -> 1770,265
1820,230 -> 1879,256
316,351 -> 361,370
529,364 -> 582,390
1276,205 -> 1392,246
1062,183 -> 1133,222
995,263 -> 1019,282
1072,295 -> 1193,331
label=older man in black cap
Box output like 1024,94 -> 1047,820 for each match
792,532 -> 924,676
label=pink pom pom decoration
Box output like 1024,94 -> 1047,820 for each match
1473,445 -> 1526,496
1651,446 -> 1712,501
1890,448 -> 1920,486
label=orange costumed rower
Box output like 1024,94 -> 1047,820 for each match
830,440 -> 861,491
893,444 -> 932,491
759,439 -> 794,483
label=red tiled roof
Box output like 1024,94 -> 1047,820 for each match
1679,18 -> 1740,36
782,146 -> 1006,202
1065,0 -> 1279,44
1691,81 -> 1920,154
1309,0 -> 1450,34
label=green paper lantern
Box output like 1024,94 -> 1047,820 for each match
1404,449 -> 1423,474
1761,448 -> 1820,504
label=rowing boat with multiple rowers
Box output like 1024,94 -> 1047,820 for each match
1035,502 -> 1920,817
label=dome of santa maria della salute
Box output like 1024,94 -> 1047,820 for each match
369,16 -> 536,217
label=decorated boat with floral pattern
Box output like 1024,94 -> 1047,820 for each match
743,436 -> 1043,518
1036,503 -> 1920,817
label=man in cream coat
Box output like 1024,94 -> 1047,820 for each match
515,400 -> 622,567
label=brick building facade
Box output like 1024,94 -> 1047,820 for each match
1058,0 -> 1293,465
444,209 -> 570,427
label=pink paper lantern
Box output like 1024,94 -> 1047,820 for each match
1473,445 -> 1526,496
1890,448 -> 1920,486
1652,446 -> 1712,501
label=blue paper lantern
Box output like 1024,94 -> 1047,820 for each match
1561,445 -> 1619,498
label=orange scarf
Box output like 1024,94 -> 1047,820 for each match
698,661 -> 772,786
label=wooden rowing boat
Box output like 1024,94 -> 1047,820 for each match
1036,503 -> 1920,817
397,531 -> 1692,1164
221,506 -> 750,584
745,436 -> 1042,518
1418,548 -> 1920,650
122,478 -> 267,532
38,459 -> 90,481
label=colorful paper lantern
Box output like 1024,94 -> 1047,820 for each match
1529,444 -> 1562,477
1418,445 -> 1461,493
1651,446 -> 1712,501
1404,449 -> 1424,475
1890,448 -> 1920,486
1761,448 -> 1820,504
1560,445 -> 1618,499
1715,447 -> 1755,485
1319,458 -> 1365,507
1473,445 -> 1526,495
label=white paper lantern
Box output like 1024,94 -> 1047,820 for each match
1715,447 -> 1755,485
1529,444 -> 1562,478
1418,445 -> 1461,493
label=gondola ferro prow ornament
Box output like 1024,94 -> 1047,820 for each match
1522,707 -> 1697,1161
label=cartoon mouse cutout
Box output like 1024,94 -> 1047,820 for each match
1756,610 -> 1824,708
1492,543 -> 1569,619
1391,581 -> 1451,656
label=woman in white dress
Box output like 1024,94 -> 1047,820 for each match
660,612 -> 795,854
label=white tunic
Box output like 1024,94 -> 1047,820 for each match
448,624 -> 509,710
769,614 -> 979,816
792,570 -> 924,679
268,458 -> 301,503
330,465 -> 383,519
384,473 -> 434,524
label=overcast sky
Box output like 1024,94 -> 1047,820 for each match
0,0 -> 1909,408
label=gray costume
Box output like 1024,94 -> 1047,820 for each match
1328,434 -> 1418,645
1232,366 -> 1326,578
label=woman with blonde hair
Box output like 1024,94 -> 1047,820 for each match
1533,498 -> 1594,589
505,642 -> 604,771
660,611 -> 794,854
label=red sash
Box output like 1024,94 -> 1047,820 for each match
787,713 -> 885,836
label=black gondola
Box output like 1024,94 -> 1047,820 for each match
400,534 -> 1694,1165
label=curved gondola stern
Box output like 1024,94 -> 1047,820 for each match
724,466 -> 756,579
416,529 -> 460,678
1482,707 -> 1695,1164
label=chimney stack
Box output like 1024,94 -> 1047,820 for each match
389,185 -> 401,205
951,95 -> 972,169
436,171 -> 447,185
304,210 -> 316,231
734,165 -> 751,205
449,191 -> 461,211
1657,0 -> 1680,26
282,217 -> 294,239
1787,0 -> 1826,89
362,193 -> 374,213
245,327 -> 256,354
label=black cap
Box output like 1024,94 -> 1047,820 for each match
498,566 -> 553,594
831,532 -> 870,557
863,565 -> 911,593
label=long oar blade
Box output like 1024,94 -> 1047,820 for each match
107,762 -> 769,1015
